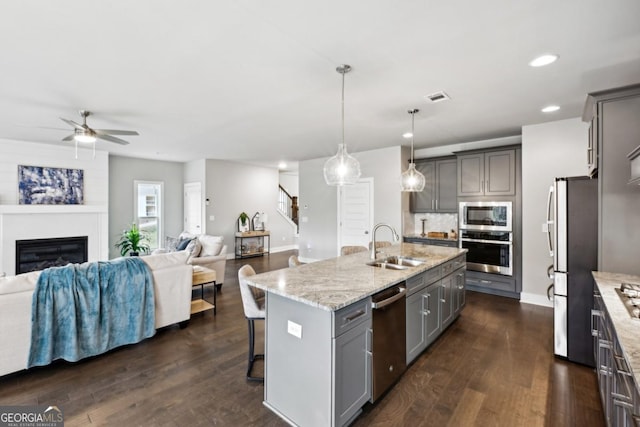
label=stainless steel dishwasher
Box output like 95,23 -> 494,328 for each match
370,283 -> 407,402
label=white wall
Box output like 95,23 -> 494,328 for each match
279,171 -> 299,197
298,146 -> 405,261
0,139 -> 109,274
109,155 -> 184,259
0,139 -> 108,205
521,118 -> 589,306
203,159 -> 297,255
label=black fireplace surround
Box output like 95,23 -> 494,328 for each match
16,236 -> 88,274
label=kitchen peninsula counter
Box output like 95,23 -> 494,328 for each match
247,243 -> 466,427
247,243 -> 466,311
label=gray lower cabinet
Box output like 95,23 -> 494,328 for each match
334,318 -> 372,427
264,293 -> 371,427
406,255 -> 466,365
592,290 -> 640,427
453,268 -> 466,316
457,149 -> 516,196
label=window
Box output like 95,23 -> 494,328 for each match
134,181 -> 163,251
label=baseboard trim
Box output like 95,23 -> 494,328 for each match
520,292 -> 553,308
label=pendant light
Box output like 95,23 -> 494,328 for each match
400,109 -> 426,192
323,64 -> 361,186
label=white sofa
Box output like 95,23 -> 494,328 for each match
0,251 -> 192,378
156,233 -> 227,289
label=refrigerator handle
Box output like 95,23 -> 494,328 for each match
547,284 -> 554,301
546,184 -> 554,257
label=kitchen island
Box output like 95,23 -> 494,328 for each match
592,271 -> 640,425
247,243 -> 467,427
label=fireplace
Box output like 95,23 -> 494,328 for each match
16,236 -> 88,274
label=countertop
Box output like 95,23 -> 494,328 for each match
592,271 -> 640,389
247,243 -> 466,312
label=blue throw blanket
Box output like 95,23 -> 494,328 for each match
28,257 -> 155,367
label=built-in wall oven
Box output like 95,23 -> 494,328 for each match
459,202 -> 513,276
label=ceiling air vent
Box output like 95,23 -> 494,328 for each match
425,91 -> 450,103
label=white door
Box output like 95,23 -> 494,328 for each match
338,178 -> 373,252
184,182 -> 202,235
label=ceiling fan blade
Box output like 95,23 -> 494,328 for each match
62,134 -> 75,141
94,129 -> 139,136
60,118 -> 84,130
96,133 -> 130,145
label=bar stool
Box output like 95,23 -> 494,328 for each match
237,265 -> 265,382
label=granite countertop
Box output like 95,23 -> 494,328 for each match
247,243 -> 466,312
404,234 -> 458,242
592,271 -> 640,390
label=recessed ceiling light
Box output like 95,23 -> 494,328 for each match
402,132 -> 413,139
278,162 -> 287,169
542,105 -> 560,113
529,54 -> 558,67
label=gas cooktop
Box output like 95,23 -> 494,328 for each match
615,282 -> 640,319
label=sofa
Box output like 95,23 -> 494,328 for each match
155,232 -> 227,289
0,251 -> 192,378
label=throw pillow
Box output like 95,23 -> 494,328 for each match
176,238 -> 193,251
186,238 -> 202,258
198,235 -> 223,257
165,236 -> 180,252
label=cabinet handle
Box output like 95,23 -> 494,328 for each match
344,309 -> 366,323
435,200 -> 438,210
440,298 -> 446,303
431,199 -> 435,210
366,328 -> 373,354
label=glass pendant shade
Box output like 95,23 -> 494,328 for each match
324,144 -> 361,185
324,64 -> 362,186
401,108 -> 426,192
400,162 -> 426,192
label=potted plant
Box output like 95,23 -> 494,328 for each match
238,212 -> 250,232
115,223 -> 150,256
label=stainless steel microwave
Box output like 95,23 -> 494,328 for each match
459,201 -> 512,231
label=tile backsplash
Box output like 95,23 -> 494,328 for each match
405,212 -> 458,236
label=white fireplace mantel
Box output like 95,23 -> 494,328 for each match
0,204 -> 109,276
0,204 -> 107,214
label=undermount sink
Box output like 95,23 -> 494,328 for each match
366,256 -> 425,270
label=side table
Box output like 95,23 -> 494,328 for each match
192,266 -> 217,315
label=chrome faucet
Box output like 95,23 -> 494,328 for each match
370,223 -> 400,259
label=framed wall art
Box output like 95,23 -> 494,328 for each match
18,165 -> 84,205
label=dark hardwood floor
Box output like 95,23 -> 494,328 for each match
0,251 -> 604,426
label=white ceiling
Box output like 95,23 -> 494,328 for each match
1,0 -> 639,170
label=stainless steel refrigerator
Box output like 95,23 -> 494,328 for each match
546,176 -> 598,367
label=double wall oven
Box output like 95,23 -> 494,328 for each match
459,201 -> 513,276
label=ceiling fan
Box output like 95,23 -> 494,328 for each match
60,110 -> 138,146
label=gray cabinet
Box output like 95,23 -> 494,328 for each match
334,318 -> 371,427
457,149 -> 516,196
440,272 -> 454,330
583,84 -> 640,274
405,255 -> 466,365
403,236 -> 458,248
424,280 -> 441,346
592,290 -> 640,427
453,268 -> 466,316
411,157 -> 457,212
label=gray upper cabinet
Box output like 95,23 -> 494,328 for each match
458,149 -> 516,196
411,157 -> 457,212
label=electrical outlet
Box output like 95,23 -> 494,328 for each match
287,320 -> 302,339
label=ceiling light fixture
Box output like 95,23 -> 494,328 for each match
74,129 -> 97,143
529,54 -> 558,67
542,105 -> 560,113
323,64 -> 361,186
278,161 -> 287,169
400,109 -> 426,192
402,132 -> 413,139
